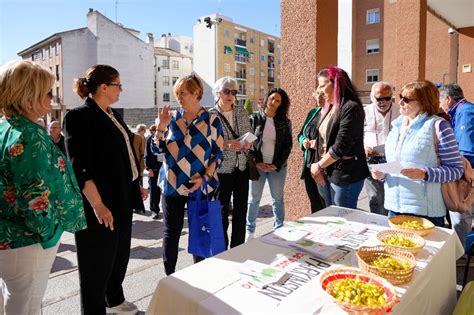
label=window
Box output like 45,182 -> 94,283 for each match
55,42 -> 60,55
366,69 -> 379,83
249,53 -> 255,62
261,69 -> 265,77
42,48 -> 46,60
163,76 -> 170,86
260,39 -> 265,47
250,36 -> 254,44
224,29 -> 230,38
260,55 -> 265,62
163,93 -> 170,102
277,58 -> 281,65
49,46 -> 53,59
224,63 -> 230,73
55,65 -> 59,81
34,49 -> 40,61
249,68 -> 255,76
172,76 -> 179,85
367,8 -> 380,24
162,59 -> 169,69
366,39 -> 380,54
172,60 -> 179,70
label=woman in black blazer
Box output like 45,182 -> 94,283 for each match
310,66 -> 369,209
64,65 -> 145,315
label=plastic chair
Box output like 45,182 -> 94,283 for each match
462,232 -> 474,288
453,281 -> 474,315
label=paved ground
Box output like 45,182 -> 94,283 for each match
41,177 -> 473,314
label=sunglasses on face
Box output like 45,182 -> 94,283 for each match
375,96 -> 393,102
222,89 -> 238,96
399,94 -> 416,104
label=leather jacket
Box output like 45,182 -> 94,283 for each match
249,111 -> 293,172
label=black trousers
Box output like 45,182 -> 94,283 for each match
303,166 -> 325,213
75,201 -> 133,314
148,170 -> 162,214
162,195 -> 204,275
216,169 -> 249,248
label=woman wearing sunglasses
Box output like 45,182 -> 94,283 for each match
246,88 -> 292,240
310,66 -> 370,209
0,60 -> 86,314
209,76 -> 251,249
371,80 -> 463,226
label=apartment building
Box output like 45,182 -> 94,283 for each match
193,14 -> 281,109
154,47 -> 193,108
340,0 -> 472,101
155,34 -> 193,58
17,9 -> 155,126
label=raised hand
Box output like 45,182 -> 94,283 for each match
157,104 -> 172,130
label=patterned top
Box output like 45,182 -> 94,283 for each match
152,109 -> 224,197
0,116 -> 87,250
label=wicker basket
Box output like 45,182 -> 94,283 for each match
356,245 -> 416,285
320,268 -> 399,314
376,229 -> 426,255
388,215 -> 435,236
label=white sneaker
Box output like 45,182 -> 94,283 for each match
245,232 -> 254,242
106,300 -> 139,314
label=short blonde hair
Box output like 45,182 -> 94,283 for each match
173,74 -> 203,101
0,60 -> 54,116
401,80 -> 439,115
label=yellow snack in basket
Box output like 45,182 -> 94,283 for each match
382,235 -> 417,248
328,277 -> 387,307
368,256 -> 411,271
397,220 -> 424,230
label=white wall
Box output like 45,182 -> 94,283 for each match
156,35 -> 193,58
193,20 -> 216,108
338,0 -> 353,79
90,11 -> 155,109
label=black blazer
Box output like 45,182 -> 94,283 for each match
64,98 -> 141,228
145,134 -> 162,172
325,100 -> 370,184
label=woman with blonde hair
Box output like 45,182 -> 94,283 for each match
64,64 -> 146,314
0,60 -> 86,314
371,80 -> 464,226
152,74 -> 224,275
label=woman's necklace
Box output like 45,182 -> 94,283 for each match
183,107 -> 203,135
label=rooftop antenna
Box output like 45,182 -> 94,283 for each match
217,0 -> 221,14
115,0 -> 119,22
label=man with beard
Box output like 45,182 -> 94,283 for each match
363,81 -> 399,215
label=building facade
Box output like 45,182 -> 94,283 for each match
193,14 -> 281,109
18,9 -> 155,126
155,34 -> 193,58
154,47 -> 193,109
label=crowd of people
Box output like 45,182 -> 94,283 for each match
0,59 -> 473,314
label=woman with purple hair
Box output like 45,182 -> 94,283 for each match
310,66 -> 370,208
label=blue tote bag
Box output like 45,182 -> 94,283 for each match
187,177 -> 226,258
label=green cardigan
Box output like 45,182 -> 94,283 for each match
297,107 -> 322,179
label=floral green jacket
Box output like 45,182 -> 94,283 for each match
0,116 -> 87,250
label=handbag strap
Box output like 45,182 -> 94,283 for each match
193,176 -> 210,201
216,110 -> 239,139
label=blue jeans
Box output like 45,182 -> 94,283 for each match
388,210 -> 445,227
321,178 -> 364,209
247,166 -> 287,233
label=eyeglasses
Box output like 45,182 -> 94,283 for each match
222,89 -> 238,96
108,83 -> 122,90
375,96 -> 393,102
399,94 -> 417,104
47,90 -> 53,98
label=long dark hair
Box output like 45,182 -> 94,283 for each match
262,87 -> 290,121
73,65 -> 119,99
317,66 -> 362,113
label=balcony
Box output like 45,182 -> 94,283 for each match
268,62 -> 275,69
238,89 -> 246,95
235,38 -> 247,46
268,47 -> 275,54
234,55 -> 248,63
235,71 -> 246,80
53,96 -> 61,104
268,77 -> 275,83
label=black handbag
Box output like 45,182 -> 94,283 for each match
247,158 -> 260,181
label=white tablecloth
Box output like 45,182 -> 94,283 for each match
146,206 -> 464,314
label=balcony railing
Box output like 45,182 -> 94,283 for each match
235,71 -> 246,79
235,38 -> 247,46
234,55 -> 248,63
238,89 -> 246,95
268,47 -> 275,54
268,62 -> 275,68
268,77 -> 275,83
